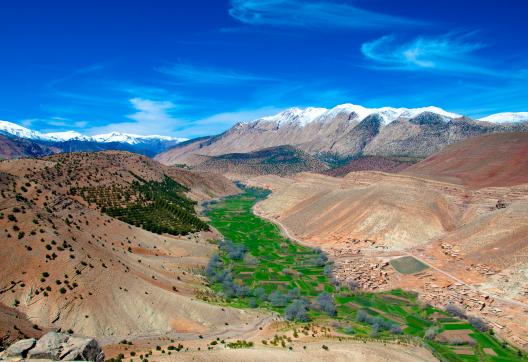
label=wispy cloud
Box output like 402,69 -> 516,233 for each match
47,63 -> 106,87
19,117 -> 88,131
157,62 -> 276,85
360,33 -> 509,77
53,91 -> 122,105
85,98 -> 184,136
229,0 -> 423,29
127,98 -> 178,125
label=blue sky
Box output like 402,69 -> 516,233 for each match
1,0 -> 527,138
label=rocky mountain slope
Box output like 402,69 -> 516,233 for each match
156,104 -> 528,166
322,155 -> 414,177
0,152 -> 262,341
0,134 -> 61,160
193,145 -> 328,176
0,121 -> 186,159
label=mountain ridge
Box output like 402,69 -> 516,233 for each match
156,105 -> 528,166
0,120 -> 187,144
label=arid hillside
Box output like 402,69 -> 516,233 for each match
402,132 -> 528,187
0,152 -> 265,344
322,155 -> 414,177
193,145 -> 328,176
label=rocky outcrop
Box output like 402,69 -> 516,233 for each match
3,338 -> 36,358
0,333 -> 104,361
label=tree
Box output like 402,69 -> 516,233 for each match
468,315 -> 489,332
445,303 -> 466,319
424,326 -> 438,340
253,287 -> 267,302
269,291 -> 288,307
285,300 -> 309,322
316,292 -> 337,317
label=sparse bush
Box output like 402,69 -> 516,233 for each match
424,326 -> 438,340
249,298 -> 258,308
343,326 -> 355,334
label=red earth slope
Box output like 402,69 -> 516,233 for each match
402,132 -> 528,188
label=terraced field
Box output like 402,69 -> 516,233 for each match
206,187 -> 526,362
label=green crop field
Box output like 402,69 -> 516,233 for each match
204,187 -> 526,361
390,256 -> 429,274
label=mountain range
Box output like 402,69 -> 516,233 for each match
0,120 -> 187,158
2,104 -> 528,164
155,104 -> 528,168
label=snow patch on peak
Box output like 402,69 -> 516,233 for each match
42,131 -> 88,141
252,104 -> 462,128
0,120 -> 42,139
91,132 -> 186,144
259,107 -> 327,127
0,120 -> 187,144
479,112 -> 528,124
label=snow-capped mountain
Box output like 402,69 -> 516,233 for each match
41,131 -> 91,142
479,112 -> 528,124
156,103 -> 528,165
0,120 -> 186,144
0,120 -> 44,140
0,120 -> 188,159
91,132 -> 187,144
252,104 -> 462,128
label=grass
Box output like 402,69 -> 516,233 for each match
205,187 -> 526,362
390,256 -> 429,274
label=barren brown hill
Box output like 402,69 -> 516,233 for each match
322,156 -> 414,177
402,132 -> 528,187
0,152 -> 265,341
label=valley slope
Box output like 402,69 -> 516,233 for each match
402,132 -> 528,187
0,151 -> 265,345
244,133 -> 528,349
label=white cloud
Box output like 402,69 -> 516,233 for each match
157,62 -> 276,85
84,98 -> 280,138
86,98 -> 185,136
229,0 -> 422,29
360,33 -> 508,77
